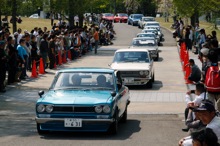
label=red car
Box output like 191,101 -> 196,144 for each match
114,13 -> 128,23
102,13 -> 114,21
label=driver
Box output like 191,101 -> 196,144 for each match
71,74 -> 81,86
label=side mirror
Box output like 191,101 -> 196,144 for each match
111,91 -> 116,97
38,90 -> 44,98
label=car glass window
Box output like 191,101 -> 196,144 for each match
132,40 -> 156,47
53,72 -> 115,90
114,52 -> 149,63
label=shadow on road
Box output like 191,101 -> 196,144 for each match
39,119 -> 141,140
127,80 -> 163,91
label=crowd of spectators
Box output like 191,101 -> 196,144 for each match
0,16 -> 116,93
176,19 -> 220,146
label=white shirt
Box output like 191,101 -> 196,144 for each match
185,92 -> 206,106
207,116 -> 220,143
74,16 -> 79,22
99,22 -> 106,31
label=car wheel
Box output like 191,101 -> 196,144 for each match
108,109 -> 119,134
155,53 -> 159,61
152,74 -> 155,82
128,21 -> 130,25
37,123 -> 49,135
132,22 -> 134,26
138,25 -> 141,28
120,20 -> 122,23
146,79 -> 153,89
120,106 -> 127,123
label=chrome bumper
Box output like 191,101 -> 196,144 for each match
35,117 -> 114,124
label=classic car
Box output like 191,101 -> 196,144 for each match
139,31 -> 160,45
131,37 -> 159,61
110,49 -> 154,88
35,68 -> 130,134
127,14 -> 144,26
138,16 -> 155,29
143,26 -> 163,41
114,13 -> 128,23
102,13 -> 114,21
144,21 -> 160,28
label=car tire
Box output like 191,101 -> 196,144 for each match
152,74 -> 155,82
132,22 -> 134,26
128,21 -> 130,25
146,79 -> 153,89
108,109 -> 119,134
155,53 -> 159,61
37,123 -> 49,135
120,106 -> 127,123
120,20 -> 122,23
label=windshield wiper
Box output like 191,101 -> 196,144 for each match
92,87 -> 113,90
53,87 -> 83,90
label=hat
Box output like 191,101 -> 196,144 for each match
193,100 -> 215,112
200,48 -> 209,56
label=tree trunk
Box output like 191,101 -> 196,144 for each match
191,9 -> 199,27
68,0 -> 75,29
12,0 -> 17,33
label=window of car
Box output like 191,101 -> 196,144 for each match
132,40 -> 156,47
113,51 -> 150,63
52,72 -> 115,90
134,14 -> 143,19
118,13 -> 128,17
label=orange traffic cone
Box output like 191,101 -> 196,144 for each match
58,51 -> 62,65
62,50 -> 67,63
31,60 -> 38,78
183,50 -> 189,71
180,42 -> 186,62
68,50 -> 72,60
39,58 -> 45,74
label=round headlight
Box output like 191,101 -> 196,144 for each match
143,71 -> 149,76
45,105 -> 53,113
103,105 -> 111,113
95,105 -> 103,113
139,71 -> 144,75
37,104 -> 45,113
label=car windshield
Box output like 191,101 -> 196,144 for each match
143,18 -> 154,21
132,40 -> 156,47
142,30 -> 157,34
104,13 -> 114,17
134,15 -> 143,19
138,33 -> 156,38
113,51 -> 149,63
146,23 -> 159,26
52,72 -> 115,90
118,13 -> 128,17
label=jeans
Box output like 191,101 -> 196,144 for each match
95,40 -> 99,54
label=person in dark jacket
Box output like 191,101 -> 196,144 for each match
7,36 -> 18,84
48,35 -> 56,69
39,33 -> 49,73
0,36 -> 7,92
188,59 -> 201,83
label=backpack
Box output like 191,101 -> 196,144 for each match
205,66 -> 220,92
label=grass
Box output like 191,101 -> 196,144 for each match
155,17 -> 220,40
7,16 -> 53,33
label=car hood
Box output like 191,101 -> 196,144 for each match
38,90 -> 113,105
131,46 -> 157,50
111,63 -> 150,70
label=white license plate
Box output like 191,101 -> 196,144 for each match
124,78 -> 134,83
64,118 -> 82,127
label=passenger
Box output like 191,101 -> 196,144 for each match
71,74 -> 81,86
97,75 -> 107,87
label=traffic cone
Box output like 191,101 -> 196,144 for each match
183,50 -> 189,71
184,64 -> 193,84
39,58 -> 45,74
62,50 -> 67,63
180,42 -> 186,62
58,51 -> 62,65
68,50 -> 72,60
31,60 -> 38,78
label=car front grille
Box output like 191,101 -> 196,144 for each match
53,106 -> 95,113
120,71 -> 140,77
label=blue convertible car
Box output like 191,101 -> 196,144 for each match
35,68 -> 130,134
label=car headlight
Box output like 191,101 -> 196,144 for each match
95,105 -> 103,113
45,105 -> 53,113
37,104 -> 45,113
103,105 -> 111,113
140,71 -> 149,76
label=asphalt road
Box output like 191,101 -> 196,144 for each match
0,23 -> 187,146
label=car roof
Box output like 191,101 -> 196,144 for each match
57,67 -> 115,73
145,21 -> 159,24
133,37 -> 155,40
116,48 -> 149,52
135,35 -> 155,39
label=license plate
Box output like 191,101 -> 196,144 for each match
124,78 -> 134,83
64,119 -> 82,127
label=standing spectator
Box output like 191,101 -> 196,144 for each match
50,11 -> 54,26
40,33 -> 49,73
7,36 -> 17,84
74,15 -> 79,27
17,39 -> 28,80
17,28 -> 23,45
24,33 -> 31,71
93,27 -> 99,54
188,59 -> 201,83
13,32 -> 19,49
48,35 -> 56,69
33,27 -> 38,36
0,35 -> 7,92
30,35 -> 38,66
36,30 -> 43,49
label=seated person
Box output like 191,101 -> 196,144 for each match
97,75 -> 107,87
71,74 -> 81,86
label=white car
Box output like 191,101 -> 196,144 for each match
144,21 -> 160,27
29,14 -> 39,19
110,49 -> 154,88
131,37 -> 159,61
144,26 -> 163,41
138,16 -> 155,29
140,31 -> 160,45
